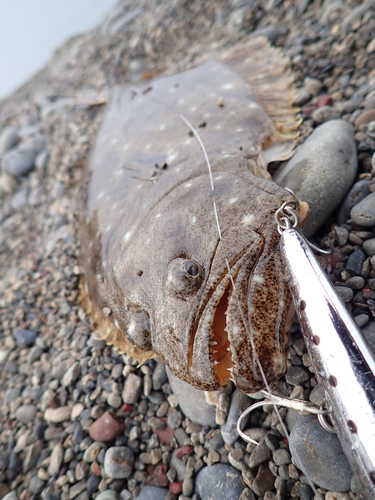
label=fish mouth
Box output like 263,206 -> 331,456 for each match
212,285 -> 234,386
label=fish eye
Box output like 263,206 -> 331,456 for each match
182,260 -> 199,277
165,258 -> 204,299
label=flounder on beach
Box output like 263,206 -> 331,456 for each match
79,37 -> 307,393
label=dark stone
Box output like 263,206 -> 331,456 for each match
13,329 -> 38,347
195,464 -> 244,500
221,389 -> 252,444
289,415 -> 352,491
345,249 -> 365,276
338,180 -> 371,224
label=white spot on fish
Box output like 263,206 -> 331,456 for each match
123,231 -> 132,241
106,225 -> 112,232
178,98 -> 185,105
111,138 -> 118,145
223,83 -> 234,90
236,128 -> 243,132
215,175 -> 222,181
159,123 -> 166,130
112,202 -> 118,210
185,183 -> 192,188
232,325 -> 240,335
167,152 -> 178,162
196,370 -> 203,378
98,192 -> 104,200
204,112 -> 210,118
253,275 -> 265,284
176,167 -> 181,172
190,106 -> 197,112
146,238 -> 151,244
123,144 -> 129,151
242,213 -> 255,224
136,184 -> 142,189
249,102 -> 259,109
185,139 -> 192,145
234,179 -> 239,183
215,124 -> 222,129
155,213 -> 162,218
191,216 -> 197,223
229,197 -> 238,204
146,144 -> 151,150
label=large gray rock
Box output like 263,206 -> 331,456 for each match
289,415 -> 352,492
273,120 -> 357,237
166,367 -> 216,427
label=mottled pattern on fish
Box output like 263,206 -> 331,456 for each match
80,37 -> 304,392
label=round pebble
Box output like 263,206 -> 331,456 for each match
15,404 -> 36,423
195,464 -> 244,500
89,411 -> 125,442
0,126 -> 20,153
13,329 -> 37,347
96,491 -> 120,500
104,447 -> 134,479
351,192 -> 375,227
122,373 -> 143,404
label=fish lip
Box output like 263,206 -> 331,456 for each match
188,243 -> 258,388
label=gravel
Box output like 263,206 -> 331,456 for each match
0,0 -> 374,499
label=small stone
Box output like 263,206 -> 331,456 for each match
44,406 -> 71,423
83,442 -> 104,463
195,464 -> 244,500
351,193 -> 375,227
289,416 -> 352,491
182,477 -> 194,497
334,286 -> 354,303
221,389 -> 252,444
87,474 -> 100,495
345,249 -> 366,276
354,314 -> 369,328
95,491 -> 120,500
273,448 -> 291,466
325,493 -> 351,500
216,393 -> 230,425
285,366 -> 310,386
135,486 -> 168,500
0,126 -> 20,153
62,362 -> 80,387
146,463 -> 168,487
311,105 -> 333,123
355,110 -> 375,129
69,480 -> 87,499
167,410 -> 182,429
166,367 -> 216,427
363,238 -> 375,256
273,120 -> 357,237
29,475 -> 45,494
304,77 -> 322,96
90,411 -> 125,442
48,443 -> 64,476
104,447 -> 134,478
122,373 -> 143,404
251,463 -> 275,497
3,147 -> 37,177
334,226 -> 349,246
344,276 -> 365,289
13,329 -> 37,347
248,438 -> 271,467
239,489 -> 256,500
107,392 -> 122,408
15,404 -> 36,423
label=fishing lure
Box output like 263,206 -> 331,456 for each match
239,203 -> 375,499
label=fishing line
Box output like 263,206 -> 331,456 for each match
180,113 -> 290,443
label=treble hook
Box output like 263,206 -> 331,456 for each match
237,390 -> 331,445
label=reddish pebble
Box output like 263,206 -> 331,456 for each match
147,463 -> 168,487
0,483 -> 11,500
121,403 -> 133,412
302,105 -> 317,117
363,289 -> 375,299
317,95 -> 333,107
19,491 -> 31,500
174,446 -> 194,459
48,394 -> 60,408
252,463 -> 275,497
152,424 -> 175,445
169,482 -> 183,495
89,411 -> 125,442
91,461 -> 100,476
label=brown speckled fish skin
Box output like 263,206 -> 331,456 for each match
80,37 -> 302,392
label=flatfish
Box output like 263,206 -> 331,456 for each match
79,37 -> 306,392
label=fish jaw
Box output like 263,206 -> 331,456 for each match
187,225 -> 293,392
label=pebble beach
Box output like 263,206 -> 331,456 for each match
0,1 -> 375,500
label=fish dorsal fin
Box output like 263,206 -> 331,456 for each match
217,37 -> 302,163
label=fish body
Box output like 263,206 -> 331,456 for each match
80,38 -> 303,392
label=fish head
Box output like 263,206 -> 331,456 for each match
121,157 -> 300,392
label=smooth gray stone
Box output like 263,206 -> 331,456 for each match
136,486 -> 168,500
361,321 -> 375,353
289,415 -> 352,491
195,464 -> 244,500
338,179 -> 371,224
3,145 -> 38,177
351,192 -> 375,227
0,126 -> 20,153
363,238 -> 375,256
104,447 -> 134,479
166,367 -> 216,427
273,120 -> 357,237
221,389 -> 252,444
